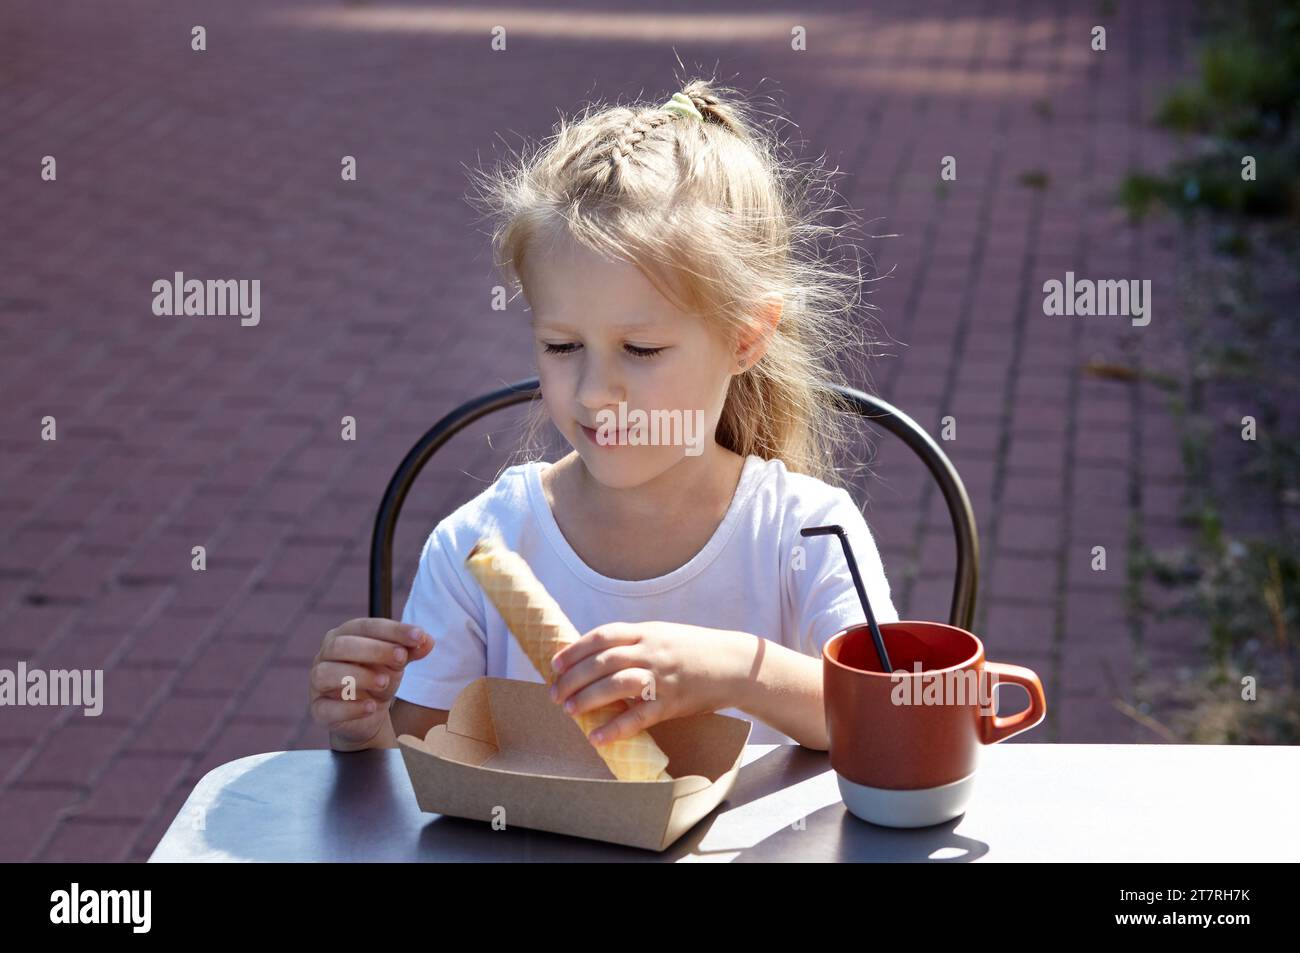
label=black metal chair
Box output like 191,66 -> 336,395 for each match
370,377 -> 980,630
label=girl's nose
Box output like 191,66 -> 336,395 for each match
575,356 -> 624,408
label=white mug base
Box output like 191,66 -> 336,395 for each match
836,771 -> 977,828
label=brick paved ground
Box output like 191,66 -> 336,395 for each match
0,0 -> 1201,860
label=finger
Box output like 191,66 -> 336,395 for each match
321,633 -> 415,670
589,698 -> 664,746
551,623 -> 640,677
410,631 -> 435,661
552,644 -> 639,706
562,667 -> 655,718
311,695 -> 378,726
331,618 -> 430,651
312,660 -> 394,700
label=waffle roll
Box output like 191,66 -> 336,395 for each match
465,536 -> 673,782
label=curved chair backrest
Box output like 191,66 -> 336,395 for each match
369,378 -> 980,630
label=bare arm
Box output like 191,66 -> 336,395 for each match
725,630 -> 830,751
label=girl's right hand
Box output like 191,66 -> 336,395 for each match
309,618 -> 434,746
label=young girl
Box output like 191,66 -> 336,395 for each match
309,79 -> 897,752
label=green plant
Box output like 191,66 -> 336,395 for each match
1157,38 -> 1295,139
1134,242 -> 1300,742
1118,172 -> 1173,223
1124,0 -> 1300,221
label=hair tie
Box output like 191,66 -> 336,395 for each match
662,91 -> 704,122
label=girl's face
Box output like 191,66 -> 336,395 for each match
521,231 -> 744,489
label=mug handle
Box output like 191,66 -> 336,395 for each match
979,661 -> 1047,744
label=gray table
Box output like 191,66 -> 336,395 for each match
148,743 -> 1300,862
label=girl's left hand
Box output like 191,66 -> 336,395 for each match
548,621 -> 745,746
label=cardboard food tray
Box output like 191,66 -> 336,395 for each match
397,676 -> 753,851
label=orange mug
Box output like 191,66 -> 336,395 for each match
823,620 -> 1047,828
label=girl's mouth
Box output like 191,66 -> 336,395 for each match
581,425 -> 625,447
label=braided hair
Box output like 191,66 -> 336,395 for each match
469,76 -> 883,489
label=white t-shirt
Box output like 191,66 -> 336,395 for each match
395,453 -> 898,745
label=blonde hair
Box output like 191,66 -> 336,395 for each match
467,76 -> 886,488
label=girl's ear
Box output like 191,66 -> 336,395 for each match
735,294 -> 783,368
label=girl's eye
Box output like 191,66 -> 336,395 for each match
541,343 -> 665,360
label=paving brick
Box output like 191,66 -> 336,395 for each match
1065,540 -> 1128,591
0,697 -> 64,745
1005,434 -> 1066,474
118,529 -> 209,582
0,786 -> 81,862
115,466 -> 208,511
983,602 -> 1056,655
987,554 -> 1059,606
129,694 -> 233,756
317,557 -> 369,613
40,626 -> 133,671
278,439 -> 351,483
31,546 -> 123,602
0,526 -> 75,575
73,752 -> 191,822
1141,479 -> 1186,523
221,587 -> 310,640
907,576 -> 957,624
165,488 -> 246,533
89,582 -> 173,631
241,662 -> 312,723
279,609 -> 344,665
0,601 -> 82,655
243,477 -> 330,521
1073,464 -> 1130,504
1062,588 -> 1130,635
39,818 -> 141,863
97,664 -> 173,722
1002,470 -> 1067,510
26,478 -> 114,528
259,540 -> 349,590
206,518 -> 286,565
82,504 -> 162,551
174,632 -> 277,697
1061,640 -> 1135,698
170,566 -> 254,613
186,717 -> 300,789
916,528 -> 958,576
1068,499 -> 1131,540
1052,693 -> 1141,744
1013,374 -> 1070,405
1074,426 -> 1133,465
996,507 -> 1063,555
124,610 -> 214,666
17,720 -> 129,787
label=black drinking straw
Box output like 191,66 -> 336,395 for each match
802,524 -> 892,672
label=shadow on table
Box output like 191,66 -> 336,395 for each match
710,744 -> 988,863
182,745 -> 987,861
